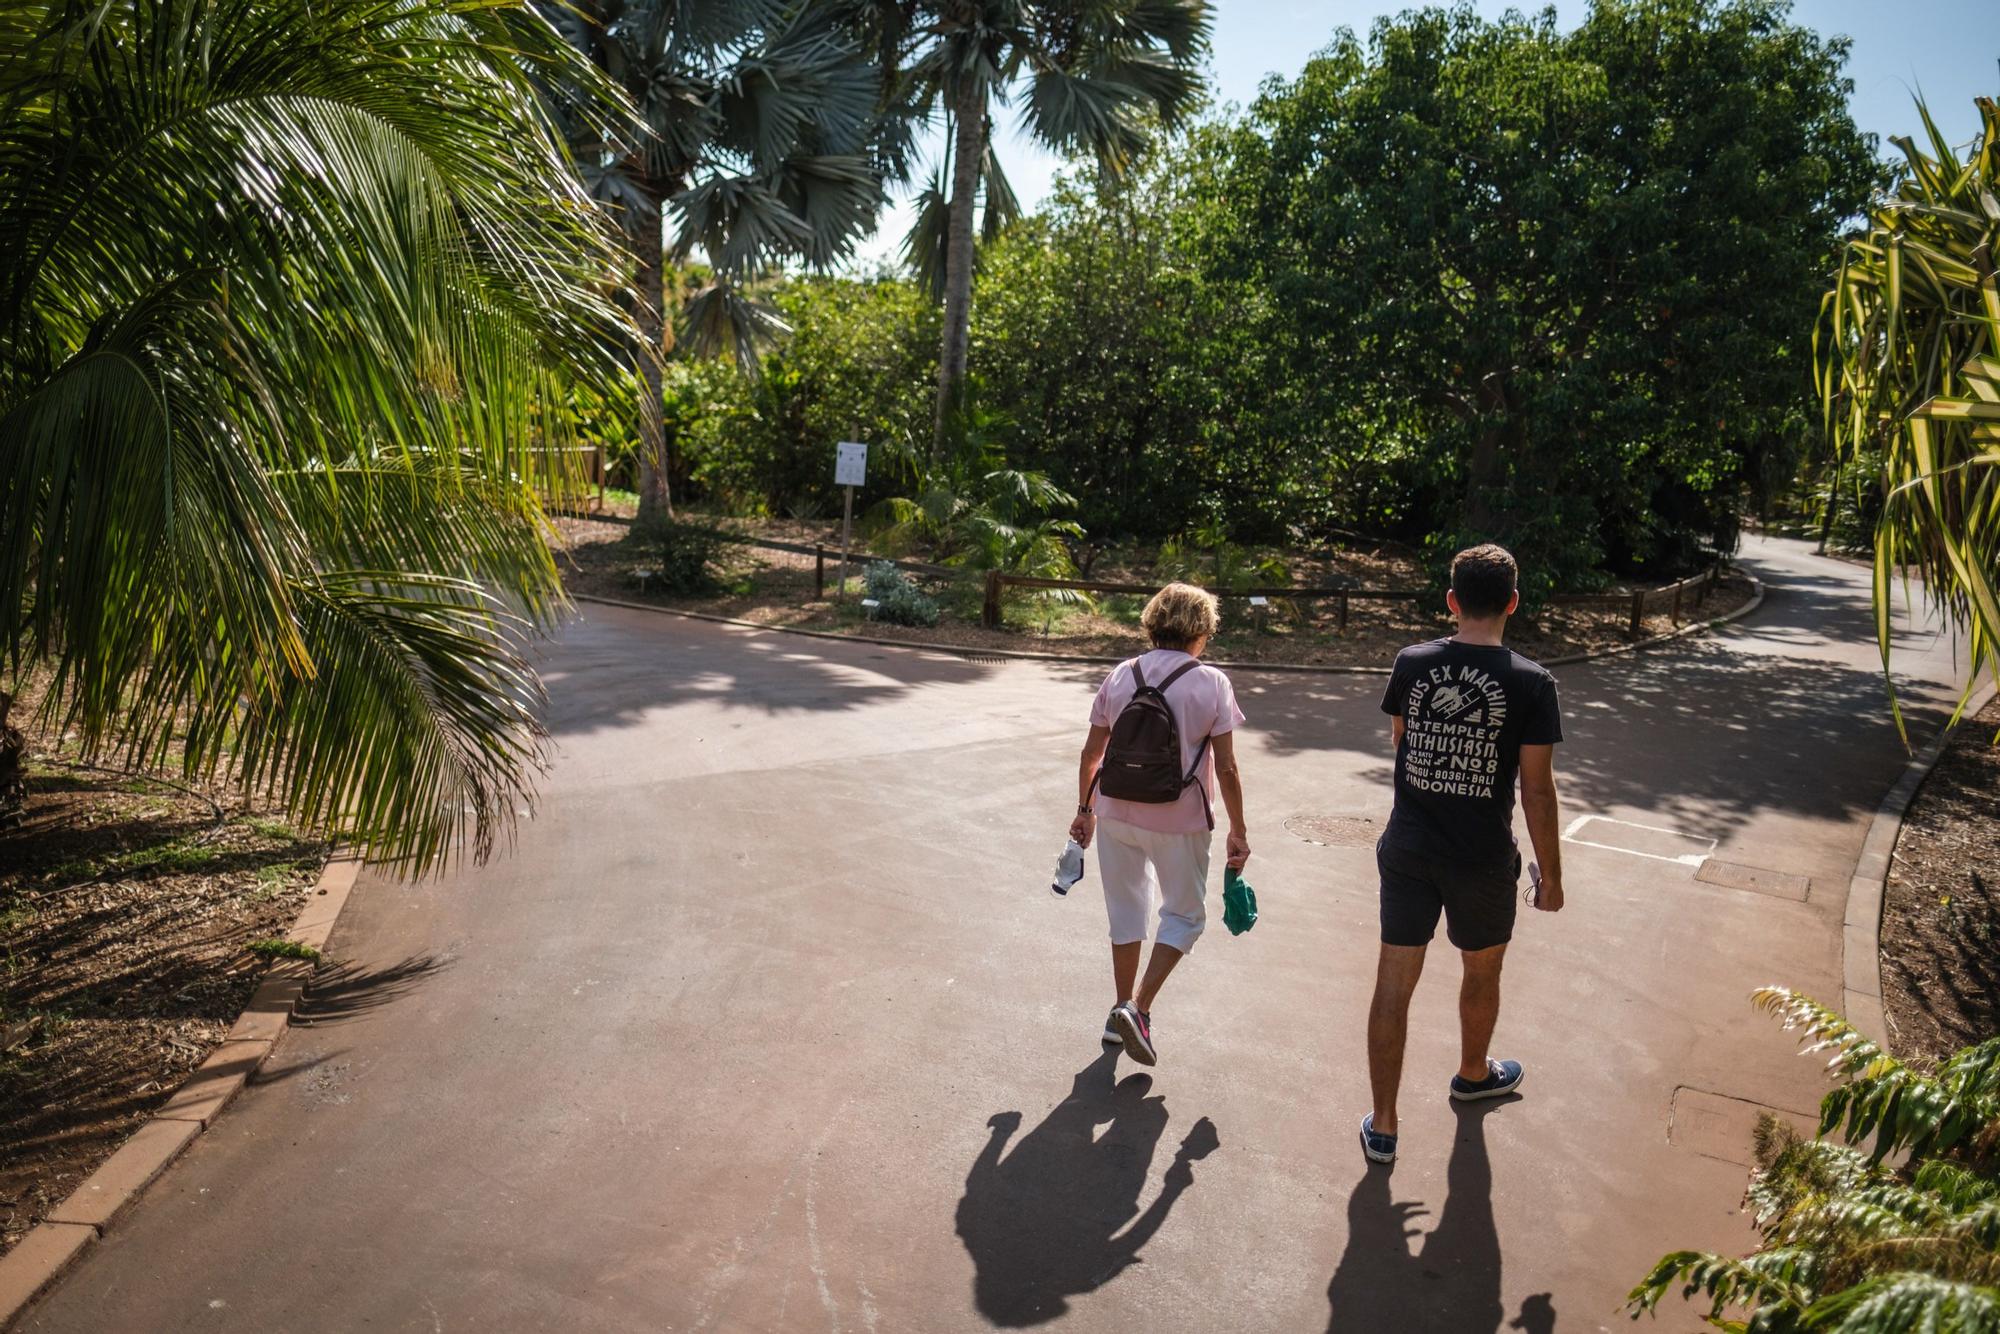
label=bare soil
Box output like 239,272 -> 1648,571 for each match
551,512 -> 1756,668
1880,695 -> 2000,1069
0,748 -> 327,1257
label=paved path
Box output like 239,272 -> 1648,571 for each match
23,537 -> 1968,1333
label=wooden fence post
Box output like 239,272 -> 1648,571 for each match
982,571 -> 1004,629
1628,589 -> 1646,638
814,544 -> 826,601
1670,578 -> 1685,625
1337,593 -> 1349,633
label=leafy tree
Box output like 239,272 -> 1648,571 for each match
0,0 -> 633,866
890,0 -> 1211,446
972,141 -> 1374,542
658,275 -> 937,516
1819,96 -> 2000,724
1226,0 -> 1877,596
1631,989 -> 2000,1332
543,0 -> 910,519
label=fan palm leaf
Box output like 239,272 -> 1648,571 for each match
546,0 -> 903,516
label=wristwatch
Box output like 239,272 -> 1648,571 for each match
1076,804 -> 1094,817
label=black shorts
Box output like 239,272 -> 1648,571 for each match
1377,842 -> 1521,952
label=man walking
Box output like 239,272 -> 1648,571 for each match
1361,545 -> 1565,1164
1070,583 -> 1250,1067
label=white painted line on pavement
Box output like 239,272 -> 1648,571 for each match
1562,814 -> 1716,867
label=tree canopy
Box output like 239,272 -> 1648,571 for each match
1222,0 -> 1878,593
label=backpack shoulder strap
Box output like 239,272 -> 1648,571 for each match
1155,659 -> 1202,693
1129,659 -> 1149,691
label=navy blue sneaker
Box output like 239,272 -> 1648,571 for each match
1359,1113 -> 1397,1164
1450,1058 -> 1525,1101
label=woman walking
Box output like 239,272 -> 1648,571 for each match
1069,583 -> 1251,1066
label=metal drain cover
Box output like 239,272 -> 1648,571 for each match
1695,860 -> 1811,901
1284,814 -> 1381,848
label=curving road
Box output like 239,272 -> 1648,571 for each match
21,536 -> 1969,1333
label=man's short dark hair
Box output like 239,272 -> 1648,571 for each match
1451,544 -> 1518,618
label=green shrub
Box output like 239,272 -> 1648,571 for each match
635,516 -> 725,595
246,939 -> 321,962
1630,988 -> 2000,1331
862,562 -> 940,628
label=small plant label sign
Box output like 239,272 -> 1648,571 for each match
835,441 -> 868,487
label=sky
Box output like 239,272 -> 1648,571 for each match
845,0 -> 2000,271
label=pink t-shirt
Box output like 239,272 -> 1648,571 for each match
1089,650 -> 1246,834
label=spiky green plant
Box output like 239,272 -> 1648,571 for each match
1818,95 -> 2000,731
868,402 -> 1085,585
0,0 -> 638,869
1630,988 -> 2000,1331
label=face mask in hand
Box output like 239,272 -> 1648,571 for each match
1052,838 -> 1086,897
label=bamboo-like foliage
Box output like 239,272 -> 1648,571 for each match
1629,988 -> 2000,1331
0,0 -> 639,870
1819,96 -> 2000,729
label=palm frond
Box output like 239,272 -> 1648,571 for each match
678,279 -> 792,370
902,170 -> 952,300
1819,95 -> 2000,726
0,0 -> 638,870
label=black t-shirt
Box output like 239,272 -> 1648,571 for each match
1379,638 -> 1564,869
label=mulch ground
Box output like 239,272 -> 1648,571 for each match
1880,694 -> 2000,1069
550,510 -> 1755,668
0,751 -> 327,1258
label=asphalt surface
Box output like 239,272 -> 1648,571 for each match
22,536 -> 1969,1333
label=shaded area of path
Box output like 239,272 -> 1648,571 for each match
19,536 -> 1968,1332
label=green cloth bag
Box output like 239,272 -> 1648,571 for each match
1223,866 -> 1258,936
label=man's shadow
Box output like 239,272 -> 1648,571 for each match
1326,1099 -> 1555,1333
957,1049 -> 1219,1327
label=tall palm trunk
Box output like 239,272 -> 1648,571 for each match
934,77 -> 987,454
633,201 -> 674,523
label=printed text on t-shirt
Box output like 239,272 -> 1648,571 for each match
1403,664 -> 1510,800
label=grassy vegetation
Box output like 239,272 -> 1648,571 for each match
245,939 -> 321,963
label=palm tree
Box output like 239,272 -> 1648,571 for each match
0,0 -> 637,868
894,0 -> 1212,448
1819,96 -> 2000,728
1631,989 -> 2000,1331
543,1 -> 914,521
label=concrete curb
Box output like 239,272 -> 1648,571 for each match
573,572 -> 1766,678
1841,680 -> 2000,1053
0,854 -> 362,1329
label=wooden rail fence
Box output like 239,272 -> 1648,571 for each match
648,526 -> 958,600
601,511 -> 1727,638
978,560 -> 1726,635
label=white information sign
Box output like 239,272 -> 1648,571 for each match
1247,596 -> 1269,607
835,440 -> 868,487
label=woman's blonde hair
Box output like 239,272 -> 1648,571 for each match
1141,582 -> 1221,649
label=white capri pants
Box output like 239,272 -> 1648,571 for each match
1096,816 -> 1211,953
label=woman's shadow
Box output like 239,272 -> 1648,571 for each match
957,1048 -> 1219,1327
1325,1098 -> 1554,1333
